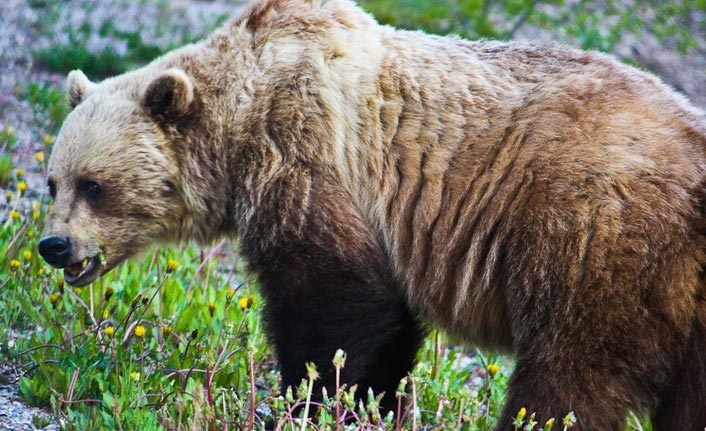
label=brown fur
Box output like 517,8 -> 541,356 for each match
42,0 -> 706,429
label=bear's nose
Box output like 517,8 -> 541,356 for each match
38,236 -> 73,268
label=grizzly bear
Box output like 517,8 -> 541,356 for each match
38,0 -> 706,429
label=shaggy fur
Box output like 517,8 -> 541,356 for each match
41,0 -> 706,429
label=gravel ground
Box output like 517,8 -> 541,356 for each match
0,0 -> 704,429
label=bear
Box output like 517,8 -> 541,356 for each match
37,0 -> 706,429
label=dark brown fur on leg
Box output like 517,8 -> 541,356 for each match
652,300 -> 706,431
240,175 -> 425,418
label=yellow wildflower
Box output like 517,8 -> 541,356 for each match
32,211 -> 40,220
161,326 -> 173,336
226,288 -> 236,301
18,181 -> 27,195
43,134 -> 54,145
5,191 -> 13,202
207,302 -> 216,316
27,230 -> 34,238
49,293 -> 60,307
22,250 -> 31,260
104,326 -> 115,337
517,407 -> 527,421
166,259 -> 179,272
239,295 -> 255,309
102,309 -> 109,320
34,151 -> 45,163
15,169 -> 24,179
5,126 -> 13,135
543,418 -> 555,431
134,325 -> 146,338
9,259 -> 21,270
32,202 -> 40,211
486,363 -> 500,377
130,372 -> 140,381
74,287 -> 82,295
9,210 -> 20,221
37,267 -> 45,276
56,277 -> 64,289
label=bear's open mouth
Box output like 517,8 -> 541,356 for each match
64,255 -> 102,286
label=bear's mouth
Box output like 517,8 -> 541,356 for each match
64,255 -> 102,286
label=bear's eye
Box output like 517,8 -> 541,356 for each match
78,180 -> 102,201
47,179 -> 56,200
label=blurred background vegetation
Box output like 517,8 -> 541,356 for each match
25,0 -> 706,107
359,0 -> 704,52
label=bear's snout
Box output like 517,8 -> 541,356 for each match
38,236 -> 73,268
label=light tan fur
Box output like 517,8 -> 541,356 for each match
43,0 -> 706,429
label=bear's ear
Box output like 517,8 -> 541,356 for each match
67,70 -> 96,109
142,68 -> 194,121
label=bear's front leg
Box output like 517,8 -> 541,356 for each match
261,265 -> 423,413
239,174 -> 425,416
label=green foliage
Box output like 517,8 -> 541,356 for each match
33,45 -> 129,82
0,154 -> 12,187
360,0 -> 702,53
28,0 -> 228,79
16,82 -> 70,135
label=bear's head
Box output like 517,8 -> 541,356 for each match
39,68 -> 197,286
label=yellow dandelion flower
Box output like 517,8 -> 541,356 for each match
207,302 -> 216,316
239,295 -> 255,309
15,169 -> 25,179
517,407 -> 527,421
18,181 -> 27,195
43,134 -> 54,145
32,202 -> 40,211
130,371 -> 141,381
74,287 -> 82,295
5,191 -> 13,202
27,230 -> 34,238
32,210 -> 40,220
104,326 -> 115,337
22,250 -> 31,260
37,267 -> 45,276
486,363 -> 500,377
102,309 -> 109,320
161,326 -> 173,336
226,288 -> 236,301
134,325 -> 146,338
9,210 -> 20,221
9,259 -> 21,270
166,259 -> 179,273
34,151 -> 45,163
56,277 -> 64,289
49,292 -> 60,307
